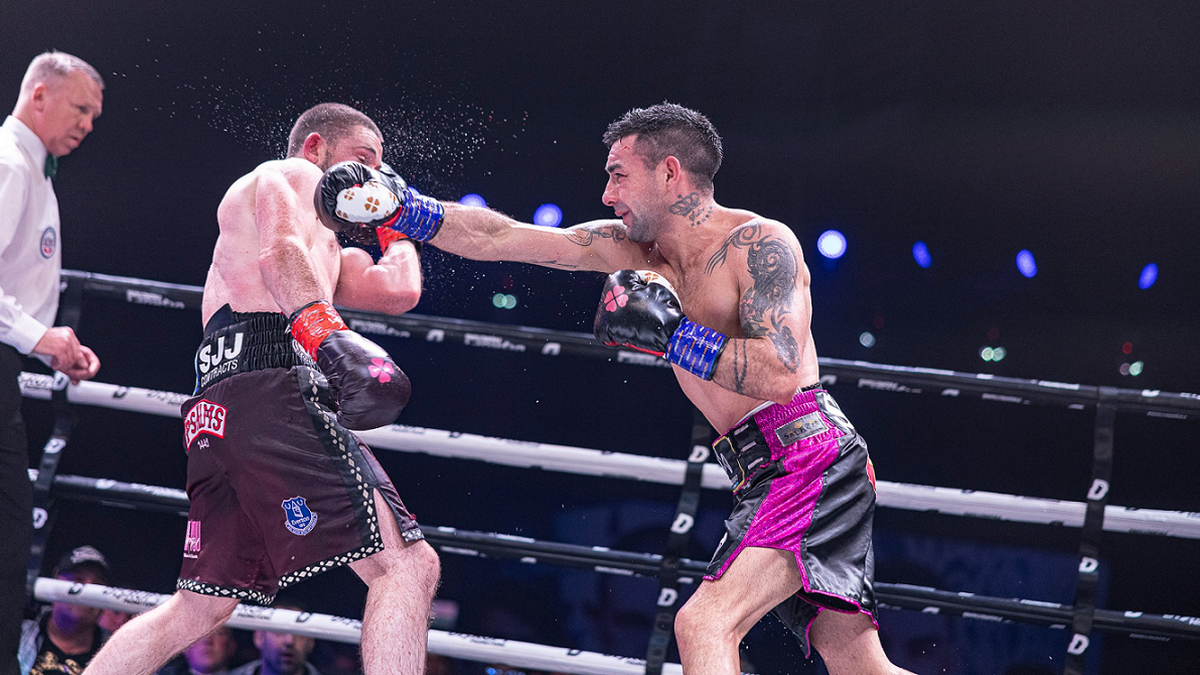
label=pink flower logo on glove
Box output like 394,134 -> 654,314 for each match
368,358 -> 395,383
603,286 -> 629,312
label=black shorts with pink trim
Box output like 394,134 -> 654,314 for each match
176,306 -> 422,605
707,386 -> 878,657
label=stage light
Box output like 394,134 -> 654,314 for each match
1138,263 -> 1158,289
1130,360 -> 1144,376
1122,341 -> 1133,355
1016,250 -> 1037,278
1119,363 -> 1130,376
492,292 -> 506,308
859,332 -> 876,348
504,294 -> 518,309
980,347 -> 995,361
533,203 -> 563,227
912,241 -> 932,268
992,346 -> 1007,361
460,193 -> 487,208
817,230 -> 847,259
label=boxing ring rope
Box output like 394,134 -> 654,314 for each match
19,373 -> 1200,540
21,270 -> 1200,669
32,472 -> 1200,643
33,578 -> 681,675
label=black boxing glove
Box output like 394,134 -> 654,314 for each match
290,300 -> 411,429
314,161 -> 444,249
593,270 -> 728,380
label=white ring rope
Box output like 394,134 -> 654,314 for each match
20,372 -> 1200,539
33,578 -> 683,675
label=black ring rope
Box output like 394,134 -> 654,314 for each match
59,270 -> 1200,419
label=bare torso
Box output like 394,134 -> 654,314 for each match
202,158 -> 342,325
636,212 -> 820,433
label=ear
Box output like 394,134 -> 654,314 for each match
253,631 -> 265,650
30,82 -> 49,109
661,155 -> 683,188
301,132 -> 325,164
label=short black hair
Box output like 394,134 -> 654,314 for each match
286,103 -> 382,158
602,102 -> 723,191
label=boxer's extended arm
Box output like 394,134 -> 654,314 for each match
436,203 -> 642,273
705,221 -> 813,404
333,239 -> 421,315
255,169 -> 326,316
314,161 -> 647,273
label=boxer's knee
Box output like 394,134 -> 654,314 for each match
161,590 -> 239,637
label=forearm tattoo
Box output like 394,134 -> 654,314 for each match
707,225 -> 802,373
729,340 -> 751,395
565,224 -> 626,247
669,192 -> 713,227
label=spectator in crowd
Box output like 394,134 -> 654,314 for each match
229,598 -> 319,675
157,625 -> 239,675
17,546 -> 112,675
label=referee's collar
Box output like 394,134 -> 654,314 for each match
2,116 -> 50,176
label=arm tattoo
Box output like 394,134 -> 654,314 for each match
738,235 -> 801,372
565,224 -> 626,247
730,341 -> 750,395
528,260 -> 581,270
704,225 -> 761,275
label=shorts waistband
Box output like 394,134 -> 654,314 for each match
194,305 -> 312,392
712,384 -> 839,487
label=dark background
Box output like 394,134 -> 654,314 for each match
4,1 -> 1199,673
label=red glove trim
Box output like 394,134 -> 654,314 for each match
375,226 -> 410,251
290,300 -> 347,358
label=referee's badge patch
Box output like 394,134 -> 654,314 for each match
40,227 -> 56,258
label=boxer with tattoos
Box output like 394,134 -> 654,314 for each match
317,102 -> 911,675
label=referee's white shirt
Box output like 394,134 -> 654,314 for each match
0,115 -> 61,355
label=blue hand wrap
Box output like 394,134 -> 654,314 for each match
667,317 -> 727,380
387,189 -> 445,242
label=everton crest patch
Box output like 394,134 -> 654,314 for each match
281,496 -> 318,535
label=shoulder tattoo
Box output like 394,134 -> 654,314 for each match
704,224 -> 761,275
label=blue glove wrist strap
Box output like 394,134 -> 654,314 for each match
667,317 -> 727,380
389,189 -> 445,242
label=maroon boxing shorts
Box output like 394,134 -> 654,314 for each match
707,385 -> 878,657
176,306 -> 422,605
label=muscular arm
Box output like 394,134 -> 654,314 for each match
431,203 -> 647,272
255,170 -> 326,316
706,223 -> 814,403
333,240 -> 421,315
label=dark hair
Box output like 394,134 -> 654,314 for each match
286,103 -> 382,158
602,102 -> 723,191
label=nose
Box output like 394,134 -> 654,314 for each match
79,115 -> 94,134
602,178 -> 617,207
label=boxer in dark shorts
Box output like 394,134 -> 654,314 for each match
707,384 -> 878,657
177,305 -> 422,605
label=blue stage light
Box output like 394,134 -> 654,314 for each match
1016,250 -> 1037,278
459,193 -> 487,208
1138,263 -> 1158,289
533,203 -> 563,227
817,230 -> 847,259
912,241 -> 932,268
